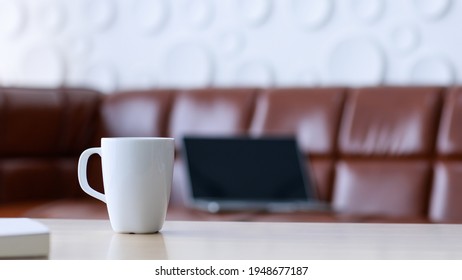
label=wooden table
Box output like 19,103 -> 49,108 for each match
39,219 -> 462,259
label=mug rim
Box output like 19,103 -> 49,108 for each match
101,137 -> 174,141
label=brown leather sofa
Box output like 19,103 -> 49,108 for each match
0,86 -> 461,223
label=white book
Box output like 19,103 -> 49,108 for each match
0,218 -> 49,259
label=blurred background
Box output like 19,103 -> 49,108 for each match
0,0 -> 460,92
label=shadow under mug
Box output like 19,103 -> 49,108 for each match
77,137 -> 174,234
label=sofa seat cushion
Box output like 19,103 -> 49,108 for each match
0,199 -> 432,223
0,200 -> 54,217
21,199 -> 109,219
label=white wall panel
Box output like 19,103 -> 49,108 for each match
0,0 -> 461,92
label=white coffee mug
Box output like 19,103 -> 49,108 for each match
77,137 -> 174,234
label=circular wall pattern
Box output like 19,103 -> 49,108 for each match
391,25 -> 420,53
163,43 -> 214,87
328,37 -> 386,85
123,63 -> 158,89
0,63 -> 13,85
235,61 -> 274,87
414,0 -> 452,21
238,0 -> 272,27
82,0 -> 117,32
82,63 -> 119,93
0,68 -> 4,85
37,2 -> 66,34
291,0 -> 333,30
0,0 -> 25,38
184,0 -> 214,29
350,0 -> 384,23
133,0 -> 169,34
218,31 -> 245,56
67,38 -> 93,58
3,1 -> 462,89
20,46 -> 65,87
297,69 -> 320,86
410,56 -> 454,85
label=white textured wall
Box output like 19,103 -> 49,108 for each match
0,0 -> 459,93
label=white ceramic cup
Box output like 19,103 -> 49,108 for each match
77,137 -> 174,234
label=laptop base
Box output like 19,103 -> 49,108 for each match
191,199 -> 331,214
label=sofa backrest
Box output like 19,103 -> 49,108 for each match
0,87 -> 101,203
92,88 -> 258,207
430,87 -> 462,222
333,87 -> 443,220
2,86 -> 461,223
250,88 -> 345,201
97,89 -> 173,139
167,88 -> 257,206
95,86 -> 462,222
168,88 -> 257,145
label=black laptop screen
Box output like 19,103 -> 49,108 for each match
183,137 -> 314,202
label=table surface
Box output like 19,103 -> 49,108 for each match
39,219 -> 462,260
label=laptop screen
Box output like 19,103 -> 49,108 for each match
182,136 -> 317,211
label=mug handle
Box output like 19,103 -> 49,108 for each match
77,147 -> 106,203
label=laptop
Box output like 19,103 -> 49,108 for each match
182,136 -> 329,213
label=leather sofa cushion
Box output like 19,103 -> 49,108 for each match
0,158 -> 87,203
99,89 -> 173,138
339,87 -> 443,156
57,88 -> 102,153
437,87 -> 462,156
0,159 -> 63,202
308,158 -> 334,202
168,88 -> 256,150
332,159 -> 431,218
0,88 -> 63,156
0,87 -> 100,156
429,161 -> 462,223
250,88 -> 345,155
